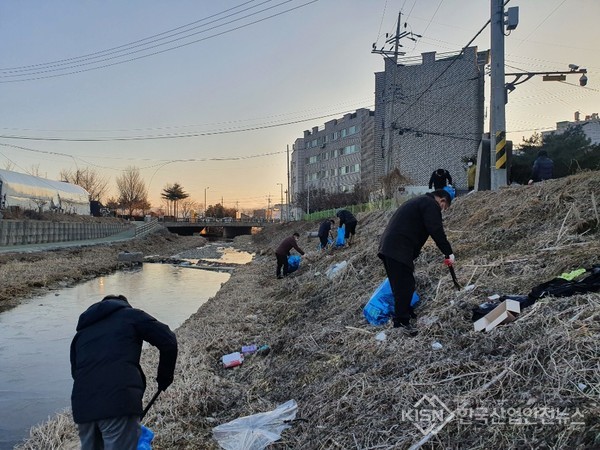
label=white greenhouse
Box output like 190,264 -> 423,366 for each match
0,168 -> 90,215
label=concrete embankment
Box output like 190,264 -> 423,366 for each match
0,220 -> 133,246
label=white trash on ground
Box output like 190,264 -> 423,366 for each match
212,400 -> 298,450
326,261 -> 348,280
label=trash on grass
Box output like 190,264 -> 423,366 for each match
474,299 -> 521,332
213,399 -> 298,450
375,331 -> 386,342
222,352 -> 244,368
431,342 -> 443,350
363,278 -> 420,326
137,425 -> 154,450
326,261 -> 348,280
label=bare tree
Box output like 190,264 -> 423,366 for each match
179,199 -> 199,219
3,160 -> 15,171
59,167 -> 110,201
115,166 -> 149,217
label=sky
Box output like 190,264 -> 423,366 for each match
1,0 -> 598,211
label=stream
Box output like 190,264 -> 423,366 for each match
0,244 -> 252,449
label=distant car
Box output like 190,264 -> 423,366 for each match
204,217 -> 216,221
222,217 -> 233,222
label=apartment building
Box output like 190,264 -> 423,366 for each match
290,108 -> 374,203
542,111 -> 600,145
372,47 -> 488,191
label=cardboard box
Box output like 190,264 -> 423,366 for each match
474,299 -> 521,332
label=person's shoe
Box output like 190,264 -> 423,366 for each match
393,318 -> 418,337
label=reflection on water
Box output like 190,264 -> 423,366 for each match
201,246 -> 254,264
0,263 -> 231,450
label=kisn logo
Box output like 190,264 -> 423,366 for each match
401,395 -> 455,435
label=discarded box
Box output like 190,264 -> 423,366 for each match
474,299 -> 521,332
222,352 -> 244,368
241,344 -> 257,355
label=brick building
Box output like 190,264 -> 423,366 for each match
290,108 -> 374,203
372,47 -> 488,191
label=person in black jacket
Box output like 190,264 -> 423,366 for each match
378,190 -> 455,334
528,150 -> 554,184
275,232 -> 305,279
70,294 -> 178,450
318,219 -> 335,250
336,209 -> 358,245
428,168 -> 453,190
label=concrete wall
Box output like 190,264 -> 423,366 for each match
0,220 -> 133,246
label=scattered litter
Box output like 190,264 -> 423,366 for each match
375,331 -> 387,342
431,342 -> 443,350
474,299 -> 521,332
241,344 -> 257,355
326,261 -> 348,280
488,294 -> 501,301
463,284 -> 476,291
256,344 -> 271,356
287,255 -> 301,273
213,399 -> 298,450
578,383 -> 588,392
222,352 -> 244,368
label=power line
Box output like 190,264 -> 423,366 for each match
0,0 -> 319,83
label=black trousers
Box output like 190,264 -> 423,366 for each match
381,256 -> 415,320
319,235 -> 329,249
276,253 -> 289,277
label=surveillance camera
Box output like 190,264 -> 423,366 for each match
569,64 -> 579,71
579,74 -> 588,87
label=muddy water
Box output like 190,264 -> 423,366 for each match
0,245 -> 251,450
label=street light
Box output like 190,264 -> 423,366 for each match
277,183 -> 284,222
204,186 -> 209,218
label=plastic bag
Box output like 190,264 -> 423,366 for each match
335,226 -> 345,247
363,278 -> 420,325
287,255 -> 301,273
326,261 -> 348,280
137,425 -> 154,450
213,400 -> 298,450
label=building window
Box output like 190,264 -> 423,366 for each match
348,125 -> 358,135
333,131 -> 339,141
311,139 -> 318,148
309,155 -> 318,164
341,128 -> 347,138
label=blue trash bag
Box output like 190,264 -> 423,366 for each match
335,226 -> 345,247
137,425 -> 154,450
287,255 -> 301,273
363,278 -> 420,325
443,185 -> 456,200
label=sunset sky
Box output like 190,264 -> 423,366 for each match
1,0 -> 598,210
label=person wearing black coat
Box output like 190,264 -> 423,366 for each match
528,150 -> 554,184
378,190 -> 455,333
336,209 -> 358,245
70,294 -> 178,450
428,168 -> 453,190
318,219 -> 335,250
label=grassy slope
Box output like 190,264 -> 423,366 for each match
18,171 -> 600,450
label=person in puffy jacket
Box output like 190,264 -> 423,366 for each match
336,209 -> 358,245
528,150 -> 554,184
70,294 -> 178,450
378,190 -> 455,334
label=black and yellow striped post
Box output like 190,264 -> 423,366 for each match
495,130 -> 507,169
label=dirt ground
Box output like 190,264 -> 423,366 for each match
12,171 -> 600,449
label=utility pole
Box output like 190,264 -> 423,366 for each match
286,144 -> 290,221
277,183 -> 283,222
490,0 -> 508,190
372,12 -> 420,176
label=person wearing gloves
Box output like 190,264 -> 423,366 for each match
70,294 -> 178,450
378,189 -> 455,335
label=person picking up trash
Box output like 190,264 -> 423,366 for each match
377,189 -> 455,335
275,232 -> 305,279
70,294 -> 178,450
318,219 -> 335,250
336,209 -> 358,245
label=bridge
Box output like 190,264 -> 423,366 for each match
159,217 -> 274,238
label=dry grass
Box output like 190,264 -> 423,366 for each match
14,171 -> 600,449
